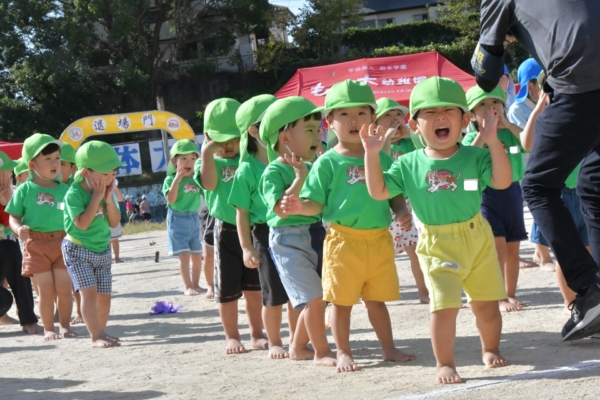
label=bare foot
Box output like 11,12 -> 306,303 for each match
419,293 -> 430,304
508,297 -> 526,309
314,351 -> 337,367
290,346 -> 315,361
437,365 -> 462,384
539,262 -> 556,272
114,258 -> 123,264
104,331 -> 120,342
383,348 -> 417,362
205,286 -> 214,300
482,349 -> 508,368
44,330 -> 61,341
225,338 -> 246,355
184,287 -> 200,296
251,336 -> 269,349
519,257 -> 538,269
60,327 -> 79,338
22,323 -> 43,334
268,345 -> 289,359
336,352 -> 359,372
91,336 -> 121,348
499,300 -> 521,312
71,314 -> 84,325
0,314 -> 19,325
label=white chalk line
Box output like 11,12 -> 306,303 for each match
389,359 -> 600,400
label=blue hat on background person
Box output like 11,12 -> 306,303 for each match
504,64 -> 510,75
515,58 -> 542,104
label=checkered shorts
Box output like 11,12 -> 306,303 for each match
61,239 -> 112,294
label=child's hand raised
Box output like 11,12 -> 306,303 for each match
283,153 -> 308,179
203,140 -> 224,156
88,174 -> 106,197
383,119 -> 401,143
174,164 -> 187,181
280,194 -> 303,215
480,108 -> 500,145
104,179 -> 116,202
360,123 -> 385,153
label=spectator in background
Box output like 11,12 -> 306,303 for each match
129,199 -> 141,224
140,195 -> 151,224
125,196 -> 133,219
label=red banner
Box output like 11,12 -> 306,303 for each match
0,141 -> 23,160
275,51 -> 475,107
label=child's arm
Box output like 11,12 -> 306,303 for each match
389,195 -> 413,230
499,113 -> 523,141
0,173 -> 11,206
465,131 -> 486,148
199,140 -> 224,191
236,207 -> 259,268
73,176 -> 106,230
105,182 -> 121,228
481,109 -> 512,190
273,153 -> 309,218
165,164 -> 186,204
280,196 -> 323,216
520,92 -> 548,152
360,124 -> 391,200
9,215 -> 28,240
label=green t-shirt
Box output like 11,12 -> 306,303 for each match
195,155 -> 240,225
162,176 -> 202,212
384,145 -> 494,226
259,160 -> 320,227
391,138 -> 416,162
228,155 -> 268,226
301,150 -> 393,229
6,181 -> 69,232
64,183 -> 115,253
565,163 -> 582,189
463,128 -> 525,182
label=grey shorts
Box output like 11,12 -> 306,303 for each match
61,239 -> 112,294
268,225 -> 323,309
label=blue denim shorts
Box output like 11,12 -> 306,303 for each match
167,209 -> 202,256
481,181 -> 528,242
531,188 -> 589,247
269,225 -> 323,309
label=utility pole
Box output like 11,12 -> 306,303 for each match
156,96 -> 170,162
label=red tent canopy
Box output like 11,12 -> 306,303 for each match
0,141 -> 23,160
275,51 -> 476,107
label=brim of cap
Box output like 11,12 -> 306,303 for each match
0,159 -> 18,171
207,130 -> 240,143
28,140 -> 64,162
93,159 -> 126,173
468,94 -> 506,111
321,102 -> 377,118
410,102 -> 469,118
515,84 -> 528,103
171,149 -> 200,157
376,105 -> 409,120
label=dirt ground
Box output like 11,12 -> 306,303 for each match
1,208 -> 600,399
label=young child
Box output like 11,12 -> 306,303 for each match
60,140 -> 123,348
6,133 -> 75,341
229,94 -> 303,359
462,86 -> 528,313
281,81 -> 416,372
259,96 -> 336,366
14,159 -> 29,185
162,139 -> 204,296
375,97 -> 429,304
520,85 -> 589,316
197,98 -> 266,354
361,77 -> 511,384
60,143 -> 78,185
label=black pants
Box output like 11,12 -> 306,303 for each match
522,85 -> 600,293
0,240 -> 37,325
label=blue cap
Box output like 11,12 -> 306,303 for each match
515,58 -> 542,104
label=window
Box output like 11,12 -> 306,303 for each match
382,18 -> 395,26
357,19 -> 377,29
413,13 -> 429,22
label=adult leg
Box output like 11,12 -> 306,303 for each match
0,285 -> 12,317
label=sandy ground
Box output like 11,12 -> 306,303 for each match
2,208 -> 600,400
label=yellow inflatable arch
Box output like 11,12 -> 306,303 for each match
59,111 -> 195,149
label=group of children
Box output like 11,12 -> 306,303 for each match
1,70 -> 576,384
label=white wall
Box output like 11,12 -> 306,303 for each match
359,6 -> 440,28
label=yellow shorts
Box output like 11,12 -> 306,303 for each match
416,213 -> 507,312
322,224 -> 400,306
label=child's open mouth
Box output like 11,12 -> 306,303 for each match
434,127 -> 450,139
309,146 -> 317,152
349,129 -> 359,135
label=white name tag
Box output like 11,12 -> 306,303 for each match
57,202 -> 65,210
509,146 -> 519,154
464,179 -> 478,191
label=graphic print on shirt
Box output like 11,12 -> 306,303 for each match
183,183 -> 201,194
220,166 -> 237,183
36,192 -> 55,207
391,151 -> 402,162
426,170 -> 461,193
96,203 -> 105,218
346,165 -> 366,185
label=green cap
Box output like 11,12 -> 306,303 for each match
75,140 -> 124,172
0,151 -> 18,171
203,98 -> 242,143
13,158 -> 28,175
60,142 -> 77,164
168,139 -> 199,175
409,77 -> 468,118
259,96 -> 321,162
466,85 -> 507,111
236,94 -> 277,162
322,80 -> 377,118
375,97 -> 409,120
22,133 -> 63,163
